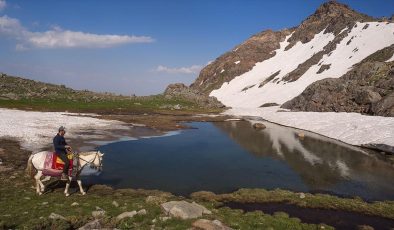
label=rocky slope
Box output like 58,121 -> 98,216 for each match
190,1 -> 394,116
163,83 -> 224,108
282,58 -> 394,116
190,29 -> 292,94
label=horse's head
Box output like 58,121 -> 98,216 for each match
79,151 -> 104,171
91,151 -> 104,171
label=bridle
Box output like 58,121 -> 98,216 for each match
75,151 -> 102,171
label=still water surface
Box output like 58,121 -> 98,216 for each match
85,121 -> 394,200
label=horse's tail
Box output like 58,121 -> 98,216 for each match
26,154 -> 35,178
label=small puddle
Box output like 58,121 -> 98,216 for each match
223,202 -> 394,230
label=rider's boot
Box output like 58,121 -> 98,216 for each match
61,173 -> 69,181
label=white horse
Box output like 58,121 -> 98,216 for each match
26,151 -> 103,196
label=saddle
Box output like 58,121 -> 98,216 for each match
42,152 -> 75,177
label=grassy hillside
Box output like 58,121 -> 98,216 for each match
0,73 -> 220,114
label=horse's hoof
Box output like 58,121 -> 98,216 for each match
65,193 -> 70,197
81,192 -> 86,196
41,187 -> 45,192
38,192 -> 42,196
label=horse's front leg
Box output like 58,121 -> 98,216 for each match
64,178 -> 71,197
77,178 -> 86,195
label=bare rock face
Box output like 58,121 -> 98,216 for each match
282,60 -> 394,117
164,83 -> 224,108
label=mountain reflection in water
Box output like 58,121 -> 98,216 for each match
90,121 -> 394,200
214,121 -> 394,198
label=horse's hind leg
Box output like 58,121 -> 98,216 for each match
42,176 -> 51,182
34,171 -> 43,195
77,179 -> 86,195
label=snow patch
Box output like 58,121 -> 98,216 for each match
220,69 -> 225,73
234,60 -> 240,65
387,53 -> 394,62
224,107 -> 394,147
0,108 -> 130,151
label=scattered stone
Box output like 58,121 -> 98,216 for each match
299,193 -> 306,199
112,201 -> 119,207
252,123 -> 266,130
116,211 -> 137,221
49,212 -> 66,220
42,202 -> 48,205
152,218 -> 157,223
159,216 -> 171,221
192,219 -> 233,230
24,197 -> 30,200
146,195 -> 167,204
23,212 -> 28,214
78,219 -> 101,230
161,201 -> 212,220
137,209 -> 147,215
92,210 -> 106,219
71,202 -> 79,206
9,176 -> 16,179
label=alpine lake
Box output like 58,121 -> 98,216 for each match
81,120 -> 394,201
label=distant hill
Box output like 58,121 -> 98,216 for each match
0,73 -> 223,110
0,73 -> 130,102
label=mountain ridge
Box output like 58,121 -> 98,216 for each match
188,0 -> 394,116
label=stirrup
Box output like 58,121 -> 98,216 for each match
60,174 -> 69,181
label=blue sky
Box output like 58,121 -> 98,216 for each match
0,0 -> 393,95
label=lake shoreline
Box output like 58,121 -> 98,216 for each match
1,109 -> 394,229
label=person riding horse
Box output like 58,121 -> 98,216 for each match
53,126 -> 72,181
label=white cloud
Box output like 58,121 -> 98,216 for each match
155,65 -> 203,74
0,0 -> 6,11
0,15 -> 154,50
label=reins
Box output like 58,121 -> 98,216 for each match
74,151 -> 102,173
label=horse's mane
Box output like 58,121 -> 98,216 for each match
79,151 -> 98,156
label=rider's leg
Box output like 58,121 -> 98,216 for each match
57,152 -> 69,176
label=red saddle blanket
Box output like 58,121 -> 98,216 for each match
42,152 -> 73,177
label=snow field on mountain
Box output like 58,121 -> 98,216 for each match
211,22 -> 394,108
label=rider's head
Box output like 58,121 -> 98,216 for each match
58,126 -> 66,136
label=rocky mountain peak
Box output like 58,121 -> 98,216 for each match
284,1 -> 373,50
313,1 -> 355,19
